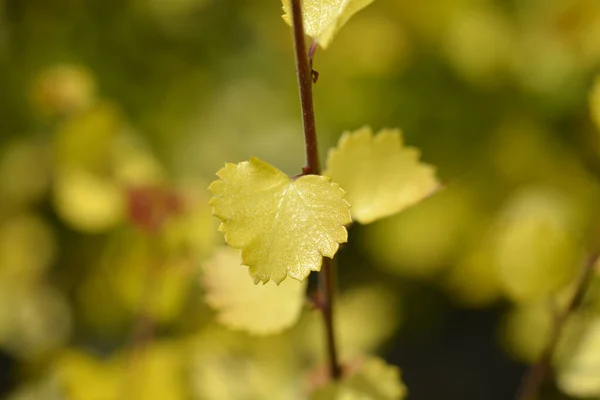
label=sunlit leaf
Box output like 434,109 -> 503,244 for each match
310,357 -> 406,399
324,126 -> 438,224
209,157 -> 351,284
282,0 -> 375,49
201,246 -> 307,335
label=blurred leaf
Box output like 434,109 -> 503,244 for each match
590,74 -> 600,132
500,286 -> 581,365
0,213 -> 56,283
209,157 -> 351,284
161,181 -> 219,259
310,357 -> 406,399
0,138 -> 50,208
53,103 -> 121,172
323,13 -> 409,77
201,246 -> 307,335
0,283 -> 71,360
443,234 -> 503,307
282,0 -> 375,49
52,168 -> 125,233
112,132 -> 166,186
30,64 -> 96,117
5,375 -> 64,400
324,126 -> 438,224
500,300 -> 554,364
53,350 -> 122,399
109,233 -> 193,324
52,341 -> 186,400
492,187 -> 582,303
556,315 -> 600,398
363,185 -> 477,279
443,5 -> 514,86
189,325 -> 302,400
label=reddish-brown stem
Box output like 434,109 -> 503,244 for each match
515,252 -> 599,400
290,0 -> 342,380
320,257 -> 342,379
290,0 -> 320,176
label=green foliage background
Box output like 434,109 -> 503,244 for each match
1,0 -> 600,398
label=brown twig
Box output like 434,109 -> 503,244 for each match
290,0 -> 342,380
319,257 -> 342,379
515,252 -> 599,400
291,0 -> 320,176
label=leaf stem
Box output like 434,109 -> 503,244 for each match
290,0 -> 342,380
515,252 -> 599,400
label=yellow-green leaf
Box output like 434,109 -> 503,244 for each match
310,357 -> 407,400
324,126 -> 438,224
201,246 -> 307,335
209,157 -> 351,284
282,0 -> 375,49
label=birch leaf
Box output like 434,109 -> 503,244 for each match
324,126 -> 438,224
209,157 -> 351,284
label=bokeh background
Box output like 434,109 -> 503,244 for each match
2,0 -> 600,399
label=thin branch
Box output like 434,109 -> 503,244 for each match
290,0 -> 342,380
320,257 -> 343,379
515,252 -> 599,400
291,0 -> 320,176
